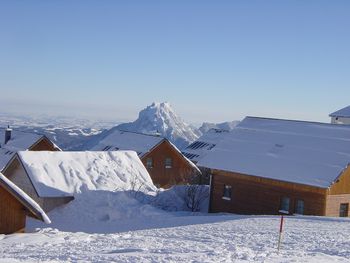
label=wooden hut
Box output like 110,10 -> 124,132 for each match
0,127 -> 60,171
198,117 -> 350,217
91,130 -> 200,187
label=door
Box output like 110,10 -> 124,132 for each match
339,203 -> 349,217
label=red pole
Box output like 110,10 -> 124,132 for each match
279,215 -> 284,233
277,215 -> 284,252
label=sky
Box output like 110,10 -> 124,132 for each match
0,1 -> 349,124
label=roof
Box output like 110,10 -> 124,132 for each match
329,105 -> 350,118
91,130 -> 165,157
91,129 -> 200,172
0,172 -> 50,224
182,128 -> 230,163
16,151 -> 156,197
0,128 -> 44,171
198,116 -> 350,188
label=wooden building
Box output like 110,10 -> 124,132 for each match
91,130 -> 200,188
198,117 -> 350,217
0,172 -> 50,234
2,151 -> 155,212
0,127 -> 60,171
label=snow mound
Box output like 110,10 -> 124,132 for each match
27,190 -> 168,233
18,151 -> 156,197
116,102 -> 201,149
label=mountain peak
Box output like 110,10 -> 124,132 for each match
117,102 -> 200,149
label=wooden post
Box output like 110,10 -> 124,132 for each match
277,215 -> 284,252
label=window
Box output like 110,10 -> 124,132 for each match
279,197 -> 290,213
295,199 -> 304,215
339,203 -> 349,217
146,158 -> 153,168
222,185 -> 232,200
165,158 -> 172,168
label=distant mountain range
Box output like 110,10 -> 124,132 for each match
0,104 -> 240,150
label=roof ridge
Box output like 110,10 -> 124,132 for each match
244,116 -> 350,128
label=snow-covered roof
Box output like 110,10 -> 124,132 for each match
182,128 -> 230,163
91,130 -> 164,157
91,129 -> 200,172
0,128 -> 44,171
16,151 -> 156,197
198,116 -> 350,188
329,105 -> 350,118
0,172 -> 50,224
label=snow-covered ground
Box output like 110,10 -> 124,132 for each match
1,214 -> 350,262
1,188 -> 350,263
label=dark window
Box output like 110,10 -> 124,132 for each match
295,199 -> 304,215
102,145 -> 112,151
280,197 -> 290,213
165,158 -> 172,168
222,185 -> 232,200
146,158 -> 153,168
340,203 -> 349,217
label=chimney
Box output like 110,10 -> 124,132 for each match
5,125 -> 12,144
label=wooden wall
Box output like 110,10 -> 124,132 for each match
142,140 -> 198,188
29,137 -> 60,151
210,169 -> 328,216
0,186 -> 26,234
325,166 -> 350,216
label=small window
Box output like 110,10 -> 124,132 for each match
280,197 -> 290,213
146,158 -> 153,168
340,203 -> 349,217
222,185 -> 232,200
295,199 -> 304,215
165,158 -> 172,168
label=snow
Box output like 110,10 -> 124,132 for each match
90,129 -> 164,157
329,105 -> 350,118
198,116 -> 350,188
1,214 -> 350,262
115,102 -> 201,149
199,120 -> 240,133
182,128 -> 231,163
0,172 -> 50,224
0,129 -> 43,170
17,150 -> 156,197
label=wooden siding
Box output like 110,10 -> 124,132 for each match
325,166 -> 350,216
142,140 -> 198,188
210,169 -> 328,216
0,185 -> 26,234
29,137 -> 60,151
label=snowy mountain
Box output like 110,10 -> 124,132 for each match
115,102 -> 201,149
199,121 -> 240,134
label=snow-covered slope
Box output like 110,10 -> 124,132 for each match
116,102 -> 201,149
199,121 -> 240,134
3,214 -> 350,262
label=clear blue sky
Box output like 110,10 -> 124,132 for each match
0,1 -> 349,124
